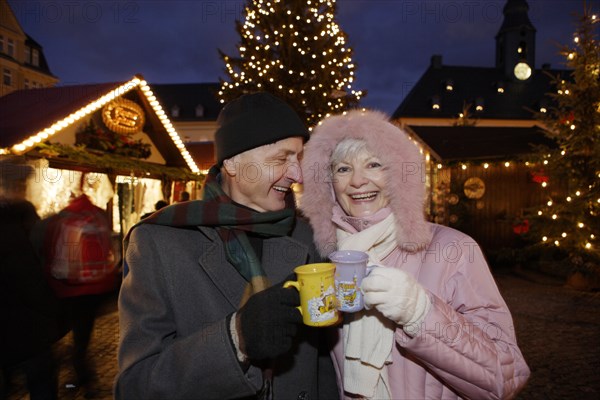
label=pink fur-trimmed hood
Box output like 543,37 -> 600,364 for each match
299,110 -> 432,257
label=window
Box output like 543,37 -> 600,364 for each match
3,69 -> 12,86
32,49 -> 39,66
475,97 -> 485,112
517,41 -> 527,58
496,81 -> 505,93
171,105 -> 180,117
24,79 -> 29,88
431,95 -> 441,110
25,47 -> 31,63
7,39 -> 15,57
0,35 -> 4,52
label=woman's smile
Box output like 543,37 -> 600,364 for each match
333,152 -> 389,217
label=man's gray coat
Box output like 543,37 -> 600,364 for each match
115,218 -> 338,399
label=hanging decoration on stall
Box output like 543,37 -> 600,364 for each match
463,177 -> 486,199
529,169 -> 549,184
447,193 -> 459,205
447,179 -> 470,230
431,181 -> 450,224
102,98 -> 145,134
512,218 -> 530,235
75,118 -> 151,159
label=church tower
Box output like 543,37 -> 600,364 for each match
495,0 -> 536,81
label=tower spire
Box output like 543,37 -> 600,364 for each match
495,0 -> 537,80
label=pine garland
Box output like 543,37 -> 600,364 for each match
76,119 -> 152,159
35,142 -> 204,182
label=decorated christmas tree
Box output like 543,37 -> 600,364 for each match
218,0 -> 364,127
526,9 -> 600,274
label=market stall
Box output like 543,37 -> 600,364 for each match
0,75 -> 203,240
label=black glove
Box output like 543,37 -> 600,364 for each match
236,280 -> 302,361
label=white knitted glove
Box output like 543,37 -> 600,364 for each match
362,267 -> 431,332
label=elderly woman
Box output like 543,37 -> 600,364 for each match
300,110 -> 530,399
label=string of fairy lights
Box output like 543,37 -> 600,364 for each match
412,81 -> 598,249
218,0 -> 363,124
0,76 -> 201,175
535,154 -> 598,252
534,12 -> 599,254
427,154 -> 598,253
424,12 -> 599,255
537,159 -> 600,250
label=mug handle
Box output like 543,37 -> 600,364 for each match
283,281 -> 303,315
361,266 -> 379,311
366,264 -> 379,276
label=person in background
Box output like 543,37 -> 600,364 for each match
299,110 -> 530,399
37,194 -> 118,398
178,191 -> 190,202
0,160 -> 61,400
115,92 -> 338,399
140,200 -> 168,220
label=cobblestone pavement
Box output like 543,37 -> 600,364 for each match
5,272 -> 600,399
496,272 -> 600,400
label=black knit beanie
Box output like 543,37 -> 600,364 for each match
215,92 -> 309,165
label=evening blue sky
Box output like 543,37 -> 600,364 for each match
9,0 -> 593,114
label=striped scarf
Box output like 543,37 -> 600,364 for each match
123,165 -> 295,305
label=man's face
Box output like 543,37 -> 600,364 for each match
223,137 -> 304,212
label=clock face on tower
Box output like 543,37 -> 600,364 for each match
514,62 -> 532,80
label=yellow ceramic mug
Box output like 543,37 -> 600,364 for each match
284,263 -> 340,327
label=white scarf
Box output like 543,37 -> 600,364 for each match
336,213 -> 397,399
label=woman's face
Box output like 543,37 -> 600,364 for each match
332,150 -> 389,218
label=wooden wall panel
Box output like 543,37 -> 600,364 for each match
445,163 -> 546,253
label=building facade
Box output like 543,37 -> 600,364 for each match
0,0 -> 58,97
392,0 -> 569,253
151,83 -> 223,171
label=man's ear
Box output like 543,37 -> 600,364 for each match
222,157 -> 238,177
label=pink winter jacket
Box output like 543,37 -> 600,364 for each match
331,216 -> 530,399
299,110 -> 530,399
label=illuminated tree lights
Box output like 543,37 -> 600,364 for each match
218,0 -> 364,127
525,10 -> 600,267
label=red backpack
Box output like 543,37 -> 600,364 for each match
46,195 -> 115,285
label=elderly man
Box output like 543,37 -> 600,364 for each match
115,93 -> 338,399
